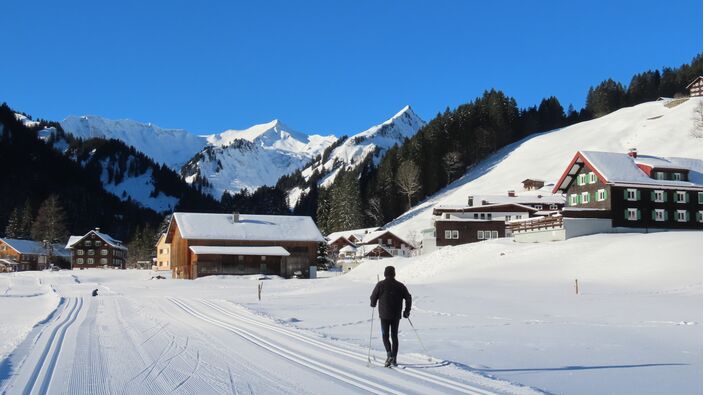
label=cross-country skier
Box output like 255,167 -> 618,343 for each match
370,265 -> 412,367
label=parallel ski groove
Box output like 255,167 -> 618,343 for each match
169,298 -> 400,395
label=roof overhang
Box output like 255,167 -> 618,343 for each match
188,246 -> 291,256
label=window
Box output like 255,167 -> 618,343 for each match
577,174 -> 586,186
260,256 -> 266,261
480,213 -> 486,220
625,189 -> 639,201
699,192 -> 703,204
387,238 -> 392,245
581,192 -> 590,204
597,189 -> 607,201
95,241 -> 102,247
451,230 -> 459,239
87,258 -> 94,264
473,213 -> 478,219
100,258 -> 107,264
676,210 -> 688,222
655,172 -> 664,180
444,213 -> 450,219
487,213 -> 492,220
88,249 -> 95,255
698,211 -> 702,223
588,172 -> 597,184
492,231 -> 499,239
534,205 -> 543,210
515,215 -> 522,219
626,208 -> 640,221
506,215 -> 511,221
76,258 -> 83,264
653,209 -> 666,222
549,204 -> 558,210
77,250 -> 84,256
652,190 -> 665,203
570,194 -> 578,205
672,173 -> 682,181
675,191 -> 687,203
85,240 -> 92,247
100,249 -> 108,256
477,231 -> 485,240
444,230 -> 452,239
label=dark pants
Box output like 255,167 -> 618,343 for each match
380,318 -> 400,357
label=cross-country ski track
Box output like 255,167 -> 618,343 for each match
0,272 -> 542,395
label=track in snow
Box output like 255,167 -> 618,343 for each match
170,298 -> 537,395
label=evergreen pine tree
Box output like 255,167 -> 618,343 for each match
315,242 -> 330,270
30,195 -> 69,243
4,208 -> 21,238
19,201 -> 33,239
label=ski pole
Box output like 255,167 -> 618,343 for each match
367,305 -> 375,366
407,317 -> 432,362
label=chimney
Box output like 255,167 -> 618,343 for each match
467,196 -> 474,206
233,212 -> 239,223
95,227 -> 101,232
508,190 -> 516,197
481,200 -> 488,206
627,148 -> 637,158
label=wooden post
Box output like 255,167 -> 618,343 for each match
575,279 -> 579,295
258,282 -> 263,301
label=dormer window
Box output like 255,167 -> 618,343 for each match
625,189 -> 639,201
672,173 -> 682,181
655,172 -> 665,180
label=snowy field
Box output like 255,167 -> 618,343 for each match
0,231 -> 700,394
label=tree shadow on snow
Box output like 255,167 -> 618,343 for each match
454,361 -> 688,373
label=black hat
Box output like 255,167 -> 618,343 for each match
384,266 -> 395,278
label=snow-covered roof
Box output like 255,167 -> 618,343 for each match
66,230 -> 127,250
469,195 -> 565,206
339,245 -> 357,253
1,238 -> 46,254
554,151 -> 703,193
171,213 -> 325,243
326,227 -> 380,242
359,229 -> 412,246
434,203 -> 540,214
189,246 -> 290,256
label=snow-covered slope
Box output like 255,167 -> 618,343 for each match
182,120 -> 337,197
61,116 -> 207,169
388,97 -> 704,238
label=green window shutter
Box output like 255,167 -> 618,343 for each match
623,189 -> 628,199
636,190 -> 641,201
699,192 -> 702,204
651,210 -> 656,221
664,191 -> 668,202
685,211 -> 690,221
594,191 -> 598,202
624,209 -> 629,220
637,209 -> 642,220
604,189 -> 608,200
685,193 -> 690,203
650,191 -> 655,201
576,195 -> 581,204
664,211 -> 669,221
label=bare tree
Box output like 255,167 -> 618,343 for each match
396,161 -> 421,209
364,197 -> 384,226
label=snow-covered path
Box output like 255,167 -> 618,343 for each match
0,274 -> 539,395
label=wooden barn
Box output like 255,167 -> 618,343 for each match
0,238 -> 70,271
165,212 -> 325,279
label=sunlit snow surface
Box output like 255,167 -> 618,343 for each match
0,231 -> 700,394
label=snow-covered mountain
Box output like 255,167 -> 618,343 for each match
287,105 -> 426,207
388,97 -> 704,239
61,116 -> 207,169
182,120 -> 337,197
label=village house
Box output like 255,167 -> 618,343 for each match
154,233 -> 171,271
326,227 -> 380,260
686,76 -> 703,97
327,228 -> 415,263
432,203 -> 540,247
521,178 -> 545,191
165,212 -> 325,279
514,149 -> 703,242
65,228 -> 128,269
0,238 -> 70,271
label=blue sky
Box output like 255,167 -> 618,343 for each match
1,0 -> 701,136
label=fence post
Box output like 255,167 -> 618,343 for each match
575,279 -> 579,295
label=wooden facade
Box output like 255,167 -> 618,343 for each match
166,215 -> 322,279
0,239 -> 40,271
522,179 -> 545,190
556,151 -> 703,230
67,230 -> 127,269
435,220 -> 506,246
155,233 -> 171,271
687,76 -> 703,97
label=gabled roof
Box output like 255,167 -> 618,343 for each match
326,227 -> 381,243
359,229 -> 414,247
168,213 -> 325,243
552,151 -> 703,194
1,238 -> 46,255
686,76 -> 703,89
433,203 -> 540,215
0,238 -> 70,257
327,235 -> 357,247
65,230 -> 127,250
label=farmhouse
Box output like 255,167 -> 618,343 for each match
327,228 -> 415,262
165,212 -> 325,279
433,203 -> 539,246
686,76 -> 703,97
546,149 -> 703,238
0,238 -> 70,271
65,228 -> 128,269
154,233 -> 171,271
521,178 -> 545,191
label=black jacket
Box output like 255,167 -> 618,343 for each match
370,278 -> 412,320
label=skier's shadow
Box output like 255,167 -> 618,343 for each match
399,361 -> 451,369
